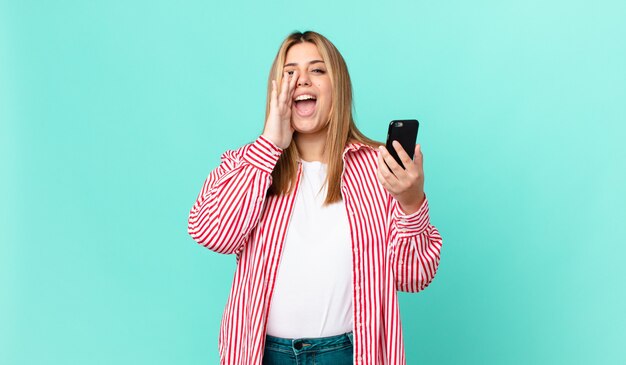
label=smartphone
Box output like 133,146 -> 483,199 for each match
385,119 -> 419,169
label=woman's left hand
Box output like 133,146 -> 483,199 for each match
377,142 -> 425,214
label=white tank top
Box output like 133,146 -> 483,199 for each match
266,160 -> 354,338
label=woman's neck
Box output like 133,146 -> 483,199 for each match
293,128 -> 328,162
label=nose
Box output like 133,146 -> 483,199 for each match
297,73 -> 311,87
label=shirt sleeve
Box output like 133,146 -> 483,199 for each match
389,196 -> 443,292
187,135 -> 282,255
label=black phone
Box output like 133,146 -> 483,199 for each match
385,119 -> 419,169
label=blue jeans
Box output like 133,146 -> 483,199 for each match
262,331 -> 354,365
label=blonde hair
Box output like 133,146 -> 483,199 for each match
266,31 -> 379,204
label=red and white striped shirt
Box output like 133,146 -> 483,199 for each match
188,135 -> 443,364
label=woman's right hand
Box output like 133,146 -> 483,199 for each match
262,71 -> 299,149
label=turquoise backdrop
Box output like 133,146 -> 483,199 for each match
2,0 -> 625,364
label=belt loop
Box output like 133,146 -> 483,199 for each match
347,331 -> 354,346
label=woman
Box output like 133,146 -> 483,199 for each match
188,31 -> 443,365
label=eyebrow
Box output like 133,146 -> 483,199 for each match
283,60 -> 325,68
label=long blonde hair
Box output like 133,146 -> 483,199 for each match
266,31 -> 379,204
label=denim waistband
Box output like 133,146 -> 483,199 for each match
265,331 -> 354,353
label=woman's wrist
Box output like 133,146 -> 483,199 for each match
398,193 -> 425,215
262,132 -> 290,149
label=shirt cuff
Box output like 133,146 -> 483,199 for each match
393,196 -> 431,238
242,135 -> 283,174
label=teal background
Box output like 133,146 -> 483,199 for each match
1,0 -> 625,363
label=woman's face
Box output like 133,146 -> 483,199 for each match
284,42 -> 333,135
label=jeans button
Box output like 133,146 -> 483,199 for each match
294,342 -> 303,350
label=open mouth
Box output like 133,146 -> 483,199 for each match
293,94 -> 317,117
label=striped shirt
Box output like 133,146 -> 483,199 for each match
188,135 -> 443,364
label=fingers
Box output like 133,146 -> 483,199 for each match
392,141 -> 415,171
287,71 -> 298,108
376,154 -> 393,191
278,71 -> 298,109
277,73 -> 289,105
415,144 -> 423,161
413,144 -> 424,172
376,165 -> 394,193
271,80 -> 278,108
378,143 -> 426,210
378,145 -> 406,178
376,151 -> 399,191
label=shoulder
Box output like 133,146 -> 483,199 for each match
218,136 -> 282,173
342,141 -> 382,176
344,140 -> 381,161
222,135 -> 281,161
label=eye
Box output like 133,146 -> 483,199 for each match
312,69 -> 326,74
286,70 -> 295,76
